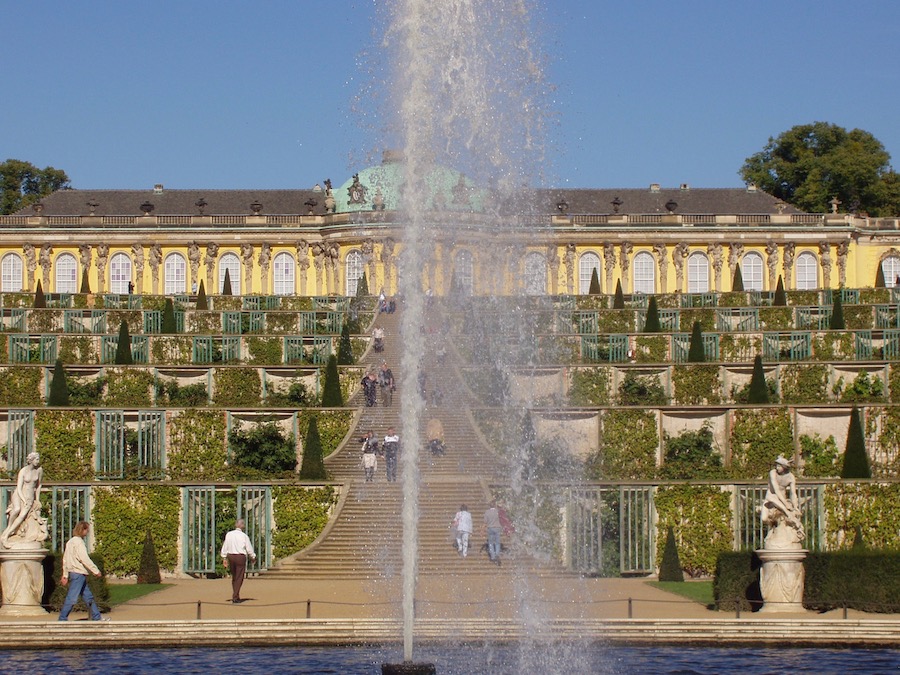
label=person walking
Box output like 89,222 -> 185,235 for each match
452,504 -> 473,558
360,431 -> 379,482
383,427 -> 400,482
220,519 -> 256,603
58,521 -> 106,622
484,501 -> 503,566
361,371 -> 378,407
378,361 -> 395,406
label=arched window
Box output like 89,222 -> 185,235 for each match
523,252 -> 546,295
795,252 -> 818,290
345,250 -> 364,296
272,252 -> 295,295
578,252 -> 601,294
454,249 -> 474,296
1,253 -> 23,292
109,252 -> 132,294
882,255 -> 900,288
741,252 -> 764,291
687,252 -> 709,293
632,251 -> 655,294
164,253 -> 187,295
55,253 -> 78,294
219,253 -> 240,295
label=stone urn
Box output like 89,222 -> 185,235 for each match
756,522 -> 807,613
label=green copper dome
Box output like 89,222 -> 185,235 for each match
334,153 -> 486,213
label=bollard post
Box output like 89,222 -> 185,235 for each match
306,599 -> 311,619
197,601 -> 202,620
736,603 -> 740,619
843,605 -> 848,620
627,597 -> 632,619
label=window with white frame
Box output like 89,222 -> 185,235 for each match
272,252 -> 295,295
454,249 -> 474,296
882,255 -> 900,288
218,253 -> 240,295
523,252 -> 546,295
795,252 -> 818,290
109,252 -> 132,294
1,253 -> 23,292
55,253 -> 78,294
345,250 -> 364,296
741,252 -> 764,291
632,251 -> 655,294
578,252 -> 601,294
164,253 -> 187,295
687,252 -> 709,293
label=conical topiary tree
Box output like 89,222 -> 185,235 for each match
747,354 -> 770,404
731,263 -> 744,292
658,526 -> 684,582
588,268 -> 601,295
80,269 -> 91,294
613,279 -> 625,309
299,416 -> 327,479
222,268 -> 233,296
875,263 -> 886,288
830,293 -> 845,330
137,531 -> 161,584
114,320 -> 134,365
48,358 -> 70,406
356,272 -> 369,297
321,354 -> 343,406
34,279 -> 46,309
161,298 -> 178,334
643,295 -> 661,333
337,321 -> 354,365
773,275 -> 786,306
196,279 -> 208,310
841,407 -> 871,478
687,321 -> 705,362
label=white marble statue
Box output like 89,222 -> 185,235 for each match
760,455 -> 805,548
0,452 -> 48,549
757,454 -> 808,613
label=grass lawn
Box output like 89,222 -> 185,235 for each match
647,580 -> 715,608
107,583 -> 170,606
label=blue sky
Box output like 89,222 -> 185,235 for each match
4,1 -> 900,191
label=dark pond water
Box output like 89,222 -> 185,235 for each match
0,645 -> 897,674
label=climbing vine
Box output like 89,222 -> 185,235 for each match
0,367 -> 43,405
166,409 -> 228,480
874,406 -> 900,478
568,367 -> 611,406
213,367 -> 262,407
265,313 -> 298,334
679,308 -> 715,331
189,311 -> 221,335
587,408 -> 657,480
151,336 -> 193,365
672,365 -> 722,405
92,485 -> 180,576
813,332 -> 853,361
34,410 -> 94,480
799,434 -> 840,478
759,307 -> 792,331
719,333 -> 759,363
654,485 -> 733,577
634,336 -> 667,363
271,485 -> 338,560
823,483 -> 900,550
58,336 -> 96,364
780,363 -> 829,404
729,408 -> 793,479
843,305 -> 874,330
246,337 -> 283,366
104,368 -> 155,407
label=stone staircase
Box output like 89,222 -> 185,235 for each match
266,302 -> 566,580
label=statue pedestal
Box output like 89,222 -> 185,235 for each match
0,544 -> 49,616
756,547 -> 807,613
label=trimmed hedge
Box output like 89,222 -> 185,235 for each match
713,551 -> 762,612
804,551 -> 900,613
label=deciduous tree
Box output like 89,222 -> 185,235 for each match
0,159 -> 70,215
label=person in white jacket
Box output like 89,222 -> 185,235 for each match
59,521 -> 104,621
452,505 -> 473,558
220,519 -> 256,603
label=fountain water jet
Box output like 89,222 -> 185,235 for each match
376,0 -> 552,668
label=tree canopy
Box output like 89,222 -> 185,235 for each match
740,122 -> 900,216
1,159 -> 70,215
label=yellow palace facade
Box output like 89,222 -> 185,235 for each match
4,156 -> 900,299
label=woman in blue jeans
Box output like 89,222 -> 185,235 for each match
59,521 -> 105,621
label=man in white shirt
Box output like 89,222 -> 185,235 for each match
59,521 -> 104,621
220,519 -> 256,603
453,505 -> 473,558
